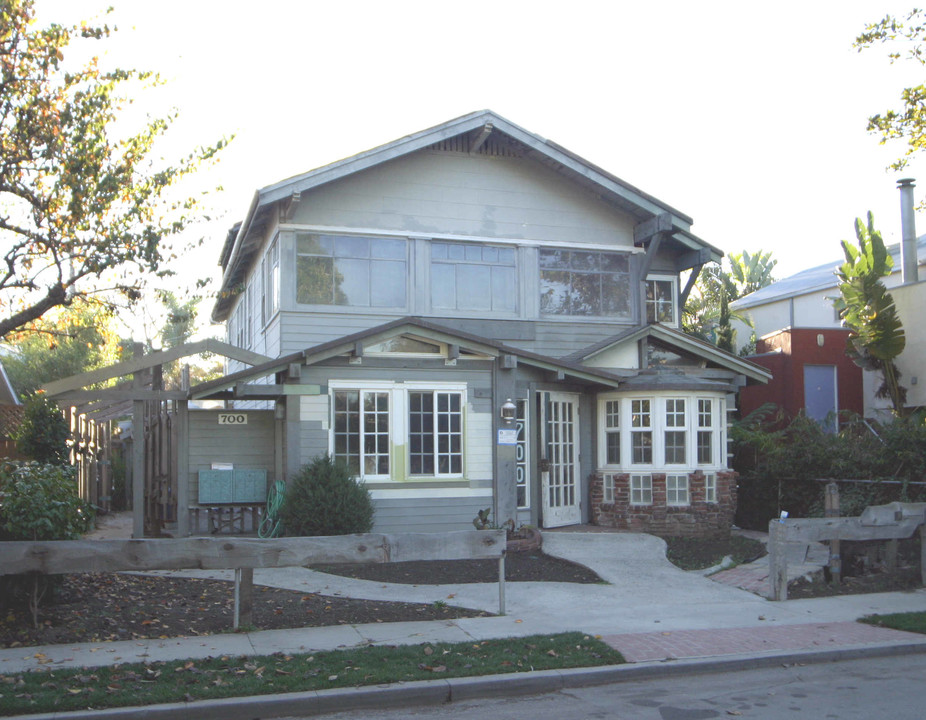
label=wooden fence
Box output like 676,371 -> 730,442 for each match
768,500 -> 926,601
0,530 -> 508,627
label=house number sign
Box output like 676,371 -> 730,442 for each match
218,413 -> 248,425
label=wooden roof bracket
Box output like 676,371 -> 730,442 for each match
469,123 -> 493,154
679,263 -> 704,308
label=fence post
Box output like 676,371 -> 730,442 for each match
768,519 -> 788,601
824,482 -> 841,584
498,553 -> 506,616
234,567 -> 254,630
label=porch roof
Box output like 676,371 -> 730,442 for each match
190,317 -> 631,400
564,323 -> 773,385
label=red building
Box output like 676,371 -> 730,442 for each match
738,327 -> 863,426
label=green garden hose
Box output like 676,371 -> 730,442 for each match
258,480 -> 285,538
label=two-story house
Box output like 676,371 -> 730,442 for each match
194,111 -> 770,537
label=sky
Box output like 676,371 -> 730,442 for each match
36,0 -> 926,337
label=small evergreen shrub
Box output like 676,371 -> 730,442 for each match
279,455 -> 374,536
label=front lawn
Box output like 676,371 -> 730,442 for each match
0,633 -> 623,716
859,612 -> 926,634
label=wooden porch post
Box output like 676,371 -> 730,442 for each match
132,342 -> 146,539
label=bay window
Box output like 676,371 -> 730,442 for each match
597,393 -> 726,482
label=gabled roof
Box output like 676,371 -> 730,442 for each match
564,323 -> 773,384
213,110 -> 723,321
731,235 -> 926,311
190,317 -> 633,400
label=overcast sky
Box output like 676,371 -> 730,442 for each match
37,0 -> 926,334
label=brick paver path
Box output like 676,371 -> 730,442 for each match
709,564 -> 770,596
602,621 -> 923,662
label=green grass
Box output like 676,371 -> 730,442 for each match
859,611 -> 926,634
0,632 -> 623,716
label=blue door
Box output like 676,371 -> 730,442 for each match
804,365 -> 837,431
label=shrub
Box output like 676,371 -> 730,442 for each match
0,461 -> 93,541
733,409 -> 926,529
14,394 -> 70,465
0,461 -> 94,626
279,455 -> 374,536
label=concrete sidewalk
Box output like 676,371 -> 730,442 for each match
2,531 -> 925,676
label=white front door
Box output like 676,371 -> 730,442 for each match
540,392 -> 581,527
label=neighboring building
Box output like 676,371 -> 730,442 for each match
201,111 -> 770,537
733,222 -> 926,423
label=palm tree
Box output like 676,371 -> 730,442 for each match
834,213 -> 907,415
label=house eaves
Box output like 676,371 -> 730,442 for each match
190,317 -> 630,400
212,110 -> 721,322
567,323 -> 772,384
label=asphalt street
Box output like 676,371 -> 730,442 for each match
283,653 -> 926,720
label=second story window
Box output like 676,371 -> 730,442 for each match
539,249 -> 631,318
431,242 -> 517,313
296,234 -> 406,309
645,277 -> 676,324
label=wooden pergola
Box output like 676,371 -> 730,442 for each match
42,339 -> 270,538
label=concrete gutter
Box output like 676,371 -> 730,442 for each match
10,640 -> 926,720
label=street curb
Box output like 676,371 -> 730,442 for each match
9,641 -> 926,720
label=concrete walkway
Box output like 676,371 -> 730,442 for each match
2,530 -> 925,678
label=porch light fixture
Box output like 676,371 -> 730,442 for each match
500,398 -> 517,424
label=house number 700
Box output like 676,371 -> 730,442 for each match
218,413 -> 248,425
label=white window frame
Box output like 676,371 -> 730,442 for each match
664,398 -> 686,465
328,381 -> 466,482
697,398 -> 716,466
666,474 -> 689,506
703,473 -> 717,504
600,399 -> 620,467
596,393 -> 728,476
516,399 -> 530,509
630,474 -> 652,505
630,398 -> 653,466
602,473 -> 616,504
262,238 -> 280,325
645,275 -> 678,326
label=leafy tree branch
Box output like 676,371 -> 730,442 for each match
0,0 -> 230,339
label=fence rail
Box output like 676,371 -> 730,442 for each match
0,530 -> 508,627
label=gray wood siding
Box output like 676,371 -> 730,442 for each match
187,410 -> 276,506
279,312 -> 636,359
370,494 -> 493,533
290,151 -> 637,246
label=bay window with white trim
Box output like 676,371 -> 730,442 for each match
597,392 -> 728,493
329,381 -> 466,481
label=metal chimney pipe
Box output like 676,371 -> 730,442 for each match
898,178 -> 919,284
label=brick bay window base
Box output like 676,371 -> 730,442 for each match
590,471 -> 737,539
